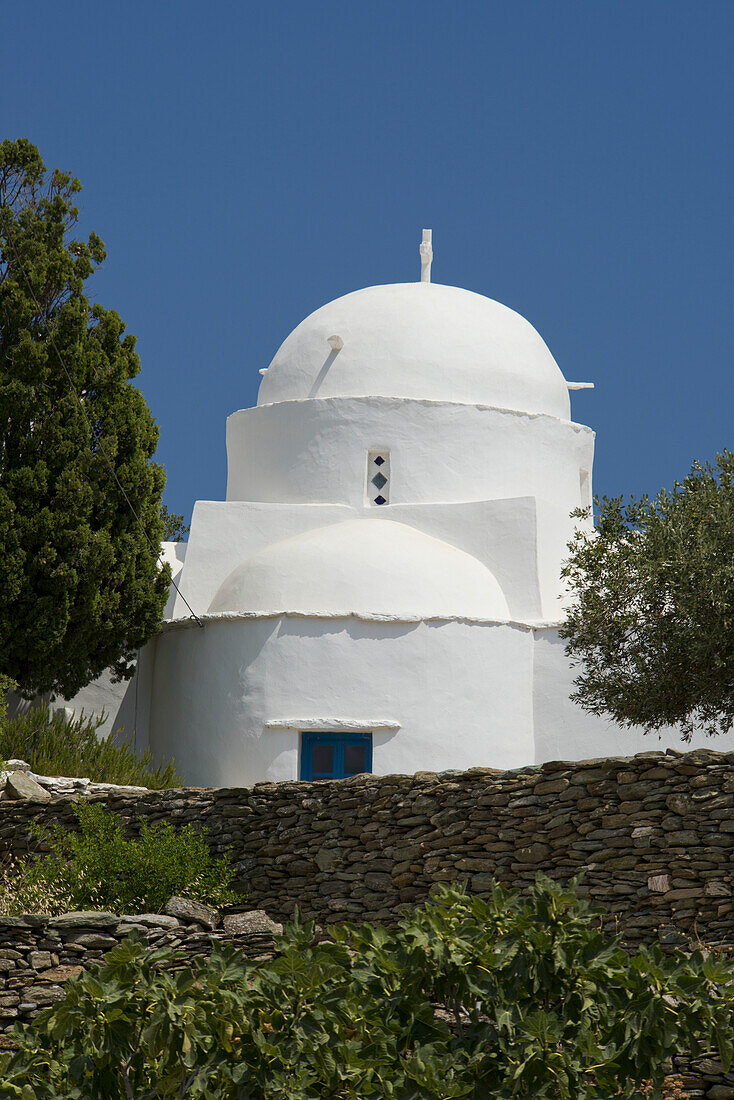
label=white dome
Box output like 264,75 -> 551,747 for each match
257,282 -> 570,419
208,518 -> 510,621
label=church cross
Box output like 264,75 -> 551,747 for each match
420,228 -> 433,283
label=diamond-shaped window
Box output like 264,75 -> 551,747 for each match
374,495 -> 387,505
371,472 -> 387,490
373,455 -> 385,466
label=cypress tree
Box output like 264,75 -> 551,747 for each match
0,139 -> 169,698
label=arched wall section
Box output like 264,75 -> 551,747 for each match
148,616 -> 535,786
225,397 -> 594,512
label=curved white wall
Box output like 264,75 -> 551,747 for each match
148,616 -> 535,786
532,628 -> 721,759
208,519 -> 511,621
226,397 -> 594,512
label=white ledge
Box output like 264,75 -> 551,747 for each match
228,395 -> 593,434
265,718 -> 400,732
160,611 -> 567,633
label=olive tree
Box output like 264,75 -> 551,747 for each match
561,451 -> 734,739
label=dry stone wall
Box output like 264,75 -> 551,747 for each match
0,908 -> 281,1038
2,747 -> 734,947
3,749 -> 734,1099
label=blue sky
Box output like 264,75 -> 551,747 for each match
2,1 -> 733,521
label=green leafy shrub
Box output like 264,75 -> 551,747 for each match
0,692 -> 180,788
1,801 -> 237,916
1,875 -> 733,1099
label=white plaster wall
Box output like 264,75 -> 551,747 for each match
170,495 -> 590,625
208,520 -> 510,621
533,499 -> 593,621
148,617 -> 535,786
226,397 -> 594,513
171,498 -> 552,623
386,499 -> 543,619
531,629 -> 726,761
161,542 -> 187,617
170,501 -> 355,620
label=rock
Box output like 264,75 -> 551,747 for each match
707,1086 -> 734,1099
65,932 -> 118,950
315,848 -> 340,871
164,896 -> 219,930
222,910 -> 283,936
29,951 -> 54,971
658,927 -> 689,945
705,881 -> 732,897
364,872 -> 392,891
48,912 -> 118,930
698,1060 -> 725,1075
3,760 -> 30,773
114,923 -> 156,937
666,794 -> 691,816
4,772 -> 51,802
648,874 -> 671,893
37,965 -> 84,983
116,914 -> 180,930
533,778 -> 569,795
515,843 -> 551,863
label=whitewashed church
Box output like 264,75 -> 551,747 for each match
69,232 -> 710,785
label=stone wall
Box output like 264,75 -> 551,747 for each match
3,750 -> 734,1099
0,910 -> 731,1100
2,747 -> 734,947
0,907 -> 281,1038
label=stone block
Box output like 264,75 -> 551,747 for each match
48,912 -> 117,930
648,874 -> 671,893
65,933 -> 118,950
164,897 -> 219,930
4,773 -> 51,803
515,843 -> 551,863
28,952 -> 53,971
116,914 -> 180,931
222,910 -> 283,936
705,881 -> 732,897
38,965 -> 84,983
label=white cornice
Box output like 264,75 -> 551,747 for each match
227,395 -> 594,436
159,611 -> 566,634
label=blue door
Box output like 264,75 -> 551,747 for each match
300,731 -> 372,780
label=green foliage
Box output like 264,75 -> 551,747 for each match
2,875 -> 733,1098
160,503 -> 190,541
0,138 -> 170,698
561,450 -> 734,739
0,671 -> 13,732
5,800 -> 237,916
0,698 -> 180,788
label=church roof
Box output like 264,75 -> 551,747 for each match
256,282 -> 571,419
207,518 -> 510,622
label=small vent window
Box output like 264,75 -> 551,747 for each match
367,450 -> 390,506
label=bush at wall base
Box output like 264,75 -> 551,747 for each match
0,801 -> 237,916
1,876 -> 733,1099
0,682 -> 181,788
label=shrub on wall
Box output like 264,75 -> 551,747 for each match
0,802 -> 237,916
0,689 -> 181,788
1,876 -> 732,1098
